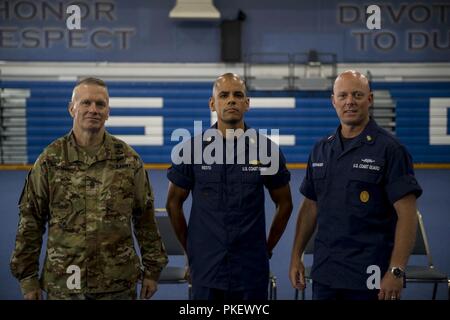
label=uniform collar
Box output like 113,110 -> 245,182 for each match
65,130 -> 124,164
329,118 -> 378,157
210,122 -> 250,132
358,118 -> 378,145
207,122 -> 256,161
208,122 -> 251,142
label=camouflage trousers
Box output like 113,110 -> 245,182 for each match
46,287 -> 137,300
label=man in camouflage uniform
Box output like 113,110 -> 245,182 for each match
10,77 -> 168,300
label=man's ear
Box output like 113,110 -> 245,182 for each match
209,97 -> 215,112
331,94 -> 337,110
368,92 -> 374,106
68,102 -> 75,118
244,97 -> 250,112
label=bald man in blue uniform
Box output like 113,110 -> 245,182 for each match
166,73 -> 293,300
289,70 -> 422,300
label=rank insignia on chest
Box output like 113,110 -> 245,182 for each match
360,190 -> 370,203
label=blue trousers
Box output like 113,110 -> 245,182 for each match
312,281 -> 379,300
192,285 -> 268,301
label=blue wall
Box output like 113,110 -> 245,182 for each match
0,0 -> 449,62
2,80 -> 450,164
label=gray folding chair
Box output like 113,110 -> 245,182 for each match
155,210 -> 192,299
269,272 -> 277,300
405,211 -> 449,300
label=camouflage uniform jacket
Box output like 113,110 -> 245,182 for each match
10,131 -> 168,295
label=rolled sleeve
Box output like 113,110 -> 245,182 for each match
386,174 -> 422,204
300,154 -> 317,201
167,163 -> 194,190
264,150 -> 291,190
300,178 -> 317,201
385,145 -> 423,204
19,276 -> 41,296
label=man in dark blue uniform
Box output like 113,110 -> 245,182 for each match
289,70 -> 422,300
166,73 -> 293,300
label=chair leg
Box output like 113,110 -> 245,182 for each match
301,289 -> 305,300
432,283 -> 438,300
269,283 -> 272,300
431,282 -> 438,300
448,280 -> 450,300
294,289 -> 298,300
268,276 -> 276,300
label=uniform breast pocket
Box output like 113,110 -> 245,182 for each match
346,172 -> 384,213
104,167 -> 135,221
49,201 -> 72,230
196,172 -> 222,205
241,172 -> 263,206
111,167 -> 135,193
312,167 -> 327,198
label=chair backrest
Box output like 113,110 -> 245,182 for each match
412,210 -> 434,267
411,213 -> 427,255
155,214 -> 185,256
154,212 -> 191,296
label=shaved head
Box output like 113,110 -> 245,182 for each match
331,69 -> 373,133
209,73 -> 249,130
212,73 -> 247,97
333,70 -> 371,94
